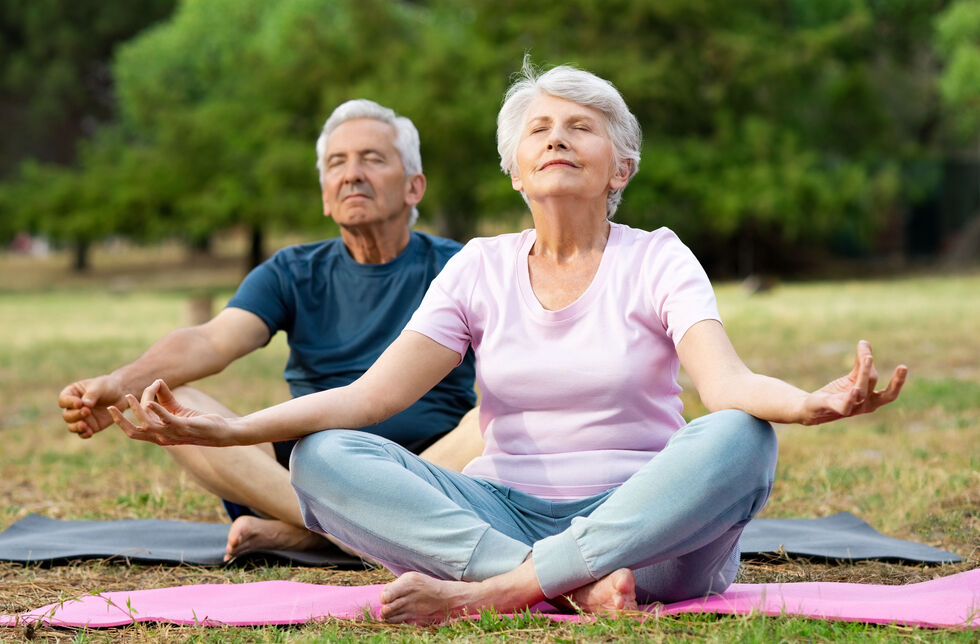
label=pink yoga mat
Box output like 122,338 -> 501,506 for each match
2,569 -> 977,629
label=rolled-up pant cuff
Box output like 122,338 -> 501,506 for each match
462,527 -> 532,581
532,529 -> 594,598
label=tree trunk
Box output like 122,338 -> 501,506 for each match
247,225 -> 265,270
436,208 -> 475,242
190,234 -> 212,257
73,239 -> 90,272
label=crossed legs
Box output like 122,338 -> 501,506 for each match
163,386 -> 483,560
290,410 -> 778,623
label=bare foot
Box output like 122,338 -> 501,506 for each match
565,568 -> 638,614
224,516 -> 326,561
379,571 -> 486,624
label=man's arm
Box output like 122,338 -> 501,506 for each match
59,307 -> 271,438
110,330 -> 461,447
676,319 -> 907,426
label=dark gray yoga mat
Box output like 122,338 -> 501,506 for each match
0,514 -> 364,567
740,511 -> 962,563
0,511 -> 961,566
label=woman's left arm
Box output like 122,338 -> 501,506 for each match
676,320 -> 908,426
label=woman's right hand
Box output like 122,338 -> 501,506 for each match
108,379 -> 237,447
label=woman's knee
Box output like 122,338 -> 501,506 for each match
289,430 -> 385,492
702,409 -> 777,466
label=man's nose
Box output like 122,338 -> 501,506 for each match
342,160 -> 366,183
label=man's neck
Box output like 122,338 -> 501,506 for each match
339,222 -> 412,264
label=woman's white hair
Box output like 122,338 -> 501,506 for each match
496,59 -> 641,218
315,99 -> 423,226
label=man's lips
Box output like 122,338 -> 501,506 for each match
342,192 -> 372,201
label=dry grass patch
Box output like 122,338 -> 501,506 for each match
0,250 -> 977,641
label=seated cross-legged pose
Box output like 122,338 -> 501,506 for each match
61,99 -> 479,561
111,62 -> 907,624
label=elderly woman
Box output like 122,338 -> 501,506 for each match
112,63 -> 906,623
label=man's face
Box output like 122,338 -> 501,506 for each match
320,118 -> 420,227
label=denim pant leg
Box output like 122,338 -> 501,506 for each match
532,410 -> 778,599
289,430 -> 532,581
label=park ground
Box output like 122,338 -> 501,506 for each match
0,236 -> 977,642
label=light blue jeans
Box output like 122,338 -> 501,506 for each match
290,409 -> 777,602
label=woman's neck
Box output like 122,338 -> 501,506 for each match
528,198 -> 610,262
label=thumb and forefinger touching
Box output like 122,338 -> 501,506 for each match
847,340 -> 907,415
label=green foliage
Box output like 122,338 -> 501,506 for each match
0,0 -> 176,174
0,0 -> 962,263
936,1 -> 980,142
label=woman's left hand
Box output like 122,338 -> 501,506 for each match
799,340 -> 907,426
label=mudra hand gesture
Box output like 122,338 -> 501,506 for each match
799,340 -> 907,426
108,379 -> 234,447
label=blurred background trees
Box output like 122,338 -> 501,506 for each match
1,0 -> 977,275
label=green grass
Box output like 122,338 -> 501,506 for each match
0,250 -> 977,641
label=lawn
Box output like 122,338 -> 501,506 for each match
0,244 -> 977,642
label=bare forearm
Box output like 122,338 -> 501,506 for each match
227,383 -> 397,444
702,371 -> 808,424
112,327 -> 231,396
226,332 -> 460,445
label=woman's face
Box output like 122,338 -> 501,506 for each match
511,93 -> 628,207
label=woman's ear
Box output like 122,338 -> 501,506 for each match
511,172 -> 523,192
609,159 -> 632,190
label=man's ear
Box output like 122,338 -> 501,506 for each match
405,173 -> 426,207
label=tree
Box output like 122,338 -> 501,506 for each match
450,0 -> 943,272
935,0 -> 980,262
0,0 -> 176,176
109,0 -> 427,266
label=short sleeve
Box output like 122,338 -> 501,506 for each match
404,242 -> 478,362
225,256 -> 291,337
648,231 -> 721,345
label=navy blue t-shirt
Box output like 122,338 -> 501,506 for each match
227,231 -> 476,455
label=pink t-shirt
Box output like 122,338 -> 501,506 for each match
405,223 -> 720,500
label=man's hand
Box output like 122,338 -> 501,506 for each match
58,375 -> 128,439
798,340 -> 907,426
109,379 -> 236,447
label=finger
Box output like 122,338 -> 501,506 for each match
62,407 -> 89,423
78,413 -> 101,437
848,340 -> 871,376
110,405 -> 164,445
108,405 -> 141,436
68,420 -> 90,437
152,379 -> 178,408
866,364 -> 879,393
125,394 -> 153,428
57,384 -> 84,410
839,385 -> 861,416
872,365 -> 908,407
851,362 -> 872,407
146,400 -> 181,426
140,379 -> 164,406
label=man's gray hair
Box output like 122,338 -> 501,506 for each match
316,99 -> 423,226
496,60 -> 641,218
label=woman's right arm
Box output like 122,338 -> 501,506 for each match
109,330 -> 462,447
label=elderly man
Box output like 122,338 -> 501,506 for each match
58,99 -> 479,559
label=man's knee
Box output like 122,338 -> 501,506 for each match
169,385 -> 238,418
